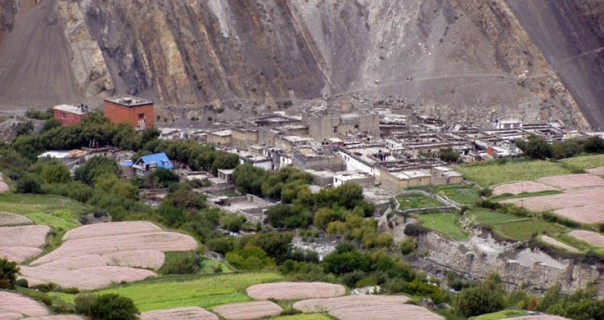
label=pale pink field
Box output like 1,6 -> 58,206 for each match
0,291 -> 49,318
493,181 -> 558,196
33,231 -> 197,265
20,265 -> 156,290
569,230 -> 604,247
28,316 -> 84,320
0,225 -> 50,247
212,301 -> 282,320
140,307 -> 218,320
63,221 -> 162,240
41,254 -> 108,270
0,212 -> 32,226
537,174 -> 604,189
503,187 -> 604,223
0,246 -> 42,263
247,282 -> 346,300
293,295 -> 410,313
541,235 -> 580,253
329,304 -> 444,320
586,166 -> 604,176
103,250 -> 165,270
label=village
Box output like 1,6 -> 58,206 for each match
45,96 -> 604,221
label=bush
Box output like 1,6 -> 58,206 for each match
404,223 -> 430,237
0,258 -> 19,289
15,174 -> 42,194
455,274 -> 505,317
399,237 -> 417,256
159,252 -> 201,275
89,294 -> 138,320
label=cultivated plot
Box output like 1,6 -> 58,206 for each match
568,230 -> 604,248
140,307 -> 218,320
246,282 -> 346,300
212,301 -> 283,320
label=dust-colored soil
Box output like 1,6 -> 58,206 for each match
0,225 -> 50,247
537,174 -> 604,190
493,181 -> 558,196
0,175 -> 8,194
0,0 -> 81,108
212,301 -> 283,320
0,224 -> 50,263
0,291 -> 49,318
541,235 -> 580,253
27,316 -> 84,320
34,230 -> 196,265
20,265 -> 156,291
504,187 -> 604,224
20,221 -> 196,290
0,212 -> 32,226
569,230 -> 604,248
586,166 -> 604,176
329,304 -> 444,320
141,307 -> 218,320
0,246 -> 43,263
103,250 -> 165,270
63,221 -> 162,240
246,282 -> 346,300
293,295 -> 410,313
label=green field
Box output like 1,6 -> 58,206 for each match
272,314 -> 332,320
456,160 -> 570,186
470,309 -> 528,320
397,194 -> 444,210
493,219 -> 565,241
0,193 -> 89,230
430,185 -> 480,205
561,154 -> 604,170
93,272 -> 283,312
469,209 -> 527,226
417,212 -> 467,241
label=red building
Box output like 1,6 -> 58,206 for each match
104,97 -> 155,130
53,104 -> 88,125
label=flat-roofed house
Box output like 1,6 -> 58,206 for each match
104,96 -> 155,130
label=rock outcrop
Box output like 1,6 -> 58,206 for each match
0,0 -> 598,128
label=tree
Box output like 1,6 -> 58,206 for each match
438,148 -> 460,163
42,118 -> 61,132
233,164 -> 268,196
147,168 -> 179,188
517,134 -> 552,160
455,273 -> 505,317
0,258 -> 19,289
89,294 -> 138,320
15,174 -> 42,194
75,157 -> 119,185
584,136 -> 604,153
32,159 -> 71,184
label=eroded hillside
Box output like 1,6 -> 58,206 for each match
0,0 -> 597,128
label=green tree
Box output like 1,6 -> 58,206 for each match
0,258 -> 19,289
89,294 -> 138,320
42,118 -> 61,132
438,148 -> 460,163
584,136 -> 604,153
15,174 -> 42,194
241,232 -> 293,263
75,157 -> 119,185
147,168 -> 179,188
233,164 -> 268,196
32,159 -> 71,184
517,134 -> 552,160
455,273 -> 505,317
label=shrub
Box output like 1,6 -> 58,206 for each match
404,223 -> 430,237
15,174 -> 42,194
0,258 -> 19,289
89,294 -> 138,320
159,252 -> 201,275
399,237 -> 417,255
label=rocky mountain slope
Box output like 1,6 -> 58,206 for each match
0,0 -> 599,129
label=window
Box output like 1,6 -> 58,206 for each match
61,112 -> 67,118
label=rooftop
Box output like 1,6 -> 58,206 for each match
53,104 -> 88,115
105,96 -> 153,107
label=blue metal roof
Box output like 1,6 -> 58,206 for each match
138,152 -> 174,169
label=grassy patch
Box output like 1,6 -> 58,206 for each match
456,160 -> 570,186
93,272 -> 284,312
469,209 -> 527,226
417,212 -> 467,241
430,185 -> 480,205
470,309 -> 528,320
272,314 -> 333,320
561,154 -> 604,170
493,219 -> 566,241
397,194 -> 444,210
557,234 -> 594,253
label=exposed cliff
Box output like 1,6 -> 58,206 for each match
0,0 -> 597,128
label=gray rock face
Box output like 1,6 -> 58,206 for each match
0,0 -> 598,128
